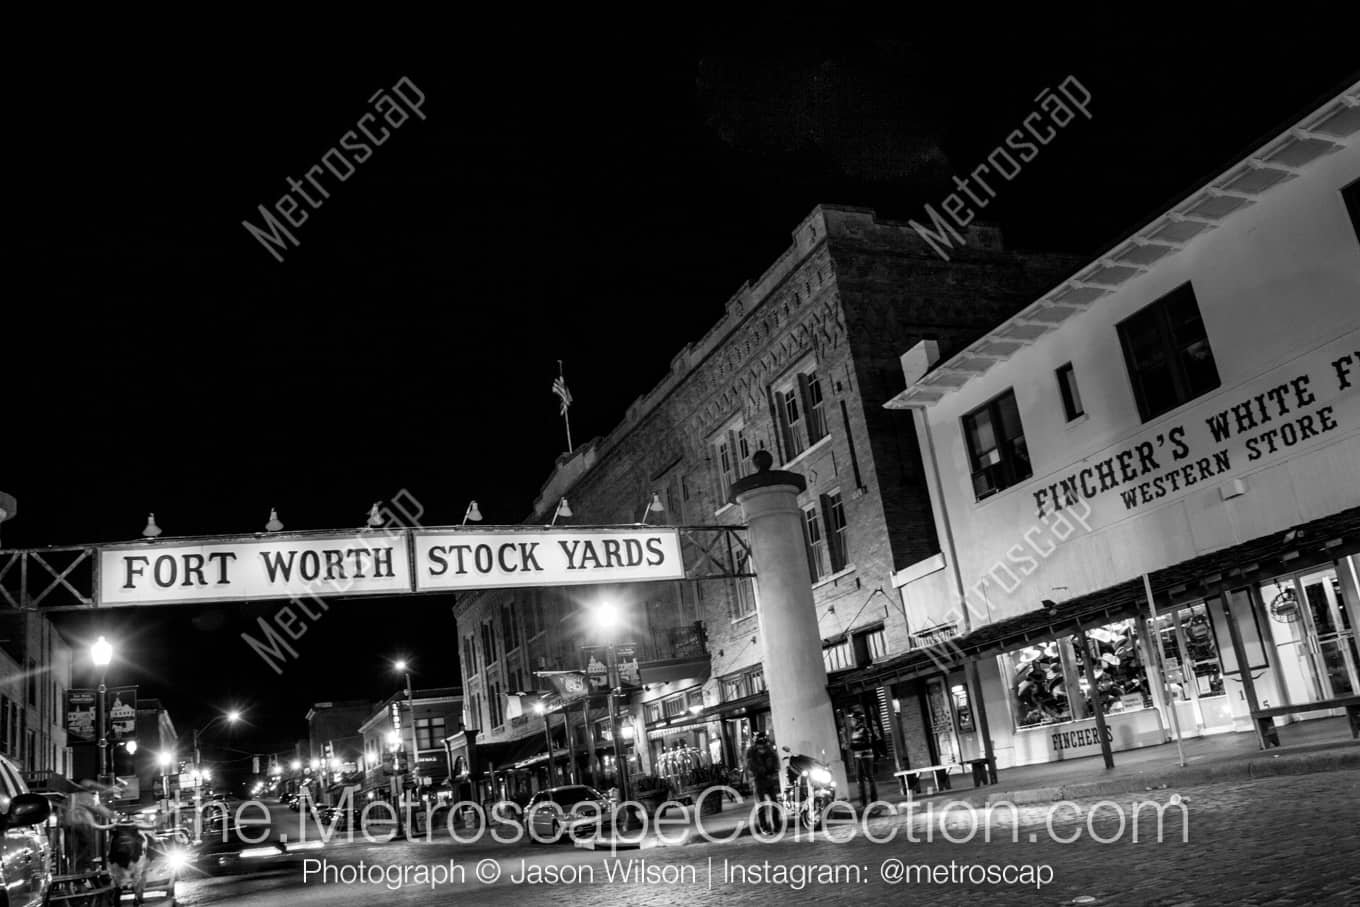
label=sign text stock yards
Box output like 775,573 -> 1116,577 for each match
98,528 -> 684,606
1030,334 -> 1359,524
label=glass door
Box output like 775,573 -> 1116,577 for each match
1298,569 -> 1360,698
1261,578 -> 1325,705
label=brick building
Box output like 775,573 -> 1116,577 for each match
0,610 -> 73,776
358,686 -> 461,804
453,204 -> 1082,800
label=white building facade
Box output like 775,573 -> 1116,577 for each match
887,86 -> 1359,770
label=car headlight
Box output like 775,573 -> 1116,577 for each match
809,768 -> 833,786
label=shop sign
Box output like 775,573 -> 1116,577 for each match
1048,723 -> 1113,758
1029,334 -> 1359,525
99,531 -> 413,606
414,528 -> 683,592
1119,693 -> 1145,711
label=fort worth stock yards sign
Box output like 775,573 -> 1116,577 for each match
98,527 -> 684,606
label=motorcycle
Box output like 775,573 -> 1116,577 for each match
779,746 -> 836,831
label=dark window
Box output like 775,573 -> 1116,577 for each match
962,389 -> 1032,500
1345,179 -> 1359,240
415,717 -> 446,750
802,505 -> 829,581
823,492 -> 848,572
1056,363 -> 1084,421
502,604 -> 520,653
1117,283 -> 1220,422
774,367 -> 828,460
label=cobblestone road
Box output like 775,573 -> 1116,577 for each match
176,770 -> 1360,906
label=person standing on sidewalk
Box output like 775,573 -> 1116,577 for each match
744,732 -> 780,833
849,708 -> 880,810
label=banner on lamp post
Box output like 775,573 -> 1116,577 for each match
108,687 -> 137,742
65,690 -> 98,745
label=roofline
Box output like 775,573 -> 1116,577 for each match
887,79 -> 1360,411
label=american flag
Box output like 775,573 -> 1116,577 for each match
552,375 -> 573,414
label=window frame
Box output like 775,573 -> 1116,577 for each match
802,503 -> 830,581
772,359 -> 828,461
822,490 -> 848,572
1343,178 -> 1359,241
1055,362 -> 1084,421
1116,282 -> 1220,423
961,388 -> 1033,501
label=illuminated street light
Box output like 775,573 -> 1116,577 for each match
158,752 -> 172,768
310,759 -> 321,770
91,636 -> 114,782
125,740 -> 138,755
290,759 -> 302,771
595,600 -> 621,631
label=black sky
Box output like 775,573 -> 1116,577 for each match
6,17 -> 1357,779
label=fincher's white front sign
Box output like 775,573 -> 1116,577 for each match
413,528 -> 685,591
99,531 -> 412,606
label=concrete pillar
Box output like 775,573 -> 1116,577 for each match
732,451 -> 848,791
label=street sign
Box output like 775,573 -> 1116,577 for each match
108,687 -> 137,741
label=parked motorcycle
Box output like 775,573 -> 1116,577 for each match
780,746 -> 836,830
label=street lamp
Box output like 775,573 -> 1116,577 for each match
91,636 -> 113,784
592,600 -> 630,805
191,709 -> 239,837
393,659 -> 418,779
533,701 -> 557,787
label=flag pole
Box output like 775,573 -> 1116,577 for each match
558,360 -> 574,453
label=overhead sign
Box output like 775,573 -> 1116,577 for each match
99,531 -> 413,606
65,689 -> 97,744
413,528 -> 684,592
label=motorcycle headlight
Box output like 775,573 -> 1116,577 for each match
809,768 -> 833,786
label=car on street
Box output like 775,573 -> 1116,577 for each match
0,753 -> 53,907
522,785 -> 614,843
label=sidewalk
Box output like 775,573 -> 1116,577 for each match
625,716 -> 1359,847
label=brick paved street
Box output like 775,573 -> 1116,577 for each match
174,769 -> 1360,906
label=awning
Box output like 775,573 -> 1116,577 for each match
836,505 -> 1360,695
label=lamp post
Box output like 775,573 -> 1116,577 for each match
191,710 -> 240,838
91,636 -> 113,785
394,660 -> 419,784
533,702 -> 556,787
594,601 -> 630,805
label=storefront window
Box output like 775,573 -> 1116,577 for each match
1009,640 -> 1072,728
1075,619 -> 1152,714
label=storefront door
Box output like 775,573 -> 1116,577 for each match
1261,568 -> 1360,707
1298,568 -> 1360,697
924,678 -> 960,766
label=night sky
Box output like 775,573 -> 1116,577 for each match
7,19 -> 1357,781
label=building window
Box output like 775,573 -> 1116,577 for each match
501,604 -> 520,653
1345,179 -> 1359,240
481,622 -> 497,667
720,667 -> 764,702
27,659 -> 37,706
802,504 -> 830,581
856,627 -> 888,662
823,491 -> 848,572
414,717 -> 446,750
823,639 -> 854,673
730,549 -> 757,620
0,694 -> 8,754
487,683 -> 504,729
711,420 -> 750,505
773,365 -> 828,460
1056,362 -> 1084,421
962,389 -> 1032,500
687,688 -> 704,710
645,702 -> 662,724
1118,283 -> 1220,422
